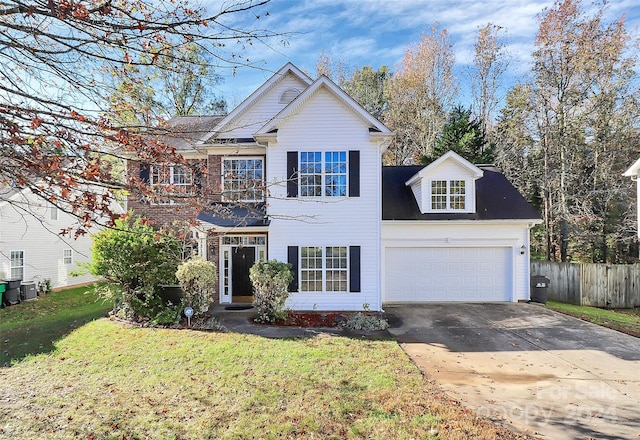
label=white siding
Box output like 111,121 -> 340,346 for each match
219,76 -> 309,140
266,87 -> 383,311
0,190 -> 107,289
381,221 -> 532,302
409,180 -> 423,212
418,160 -> 478,214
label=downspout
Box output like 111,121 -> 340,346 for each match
525,224 -> 533,302
636,173 -> 640,244
377,140 -> 383,312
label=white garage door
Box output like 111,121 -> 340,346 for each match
384,247 -> 512,302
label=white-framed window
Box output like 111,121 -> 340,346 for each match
50,205 -> 58,221
222,158 -> 264,201
63,249 -> 73,265
430,179 -> 466,211
150,164 -> 192,187
300,246 -> 348,292
325,246 -> 348,292
300,151 -> 347,197
301,246 -> 323,291
10,250 -> 24,279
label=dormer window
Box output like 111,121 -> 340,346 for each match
405,151 -> 482,214
431,179 -> 466,210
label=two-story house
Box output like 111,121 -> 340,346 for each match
128,63 -> 541,311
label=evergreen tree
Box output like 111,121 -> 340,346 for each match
421,106 -> 492,165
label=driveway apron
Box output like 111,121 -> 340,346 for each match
385,303 -> 640,440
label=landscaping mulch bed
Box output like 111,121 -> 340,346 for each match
253,312 -> 349,327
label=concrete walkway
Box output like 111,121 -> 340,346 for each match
385,303 -> 640,440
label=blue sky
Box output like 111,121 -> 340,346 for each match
208,0 -> 640,109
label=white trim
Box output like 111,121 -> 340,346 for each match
221,156 -> 265,202
382,219 -> 543,226
405,151 -> 483,187
62,249 -> 73,265
297,151 -> 349,199
9,249 -> 25,280
195,224 -> 269,234
254,76 -> 392,137
426,178 -> 474,213
623,158 -> 640,177
218,234 -> 267,304
202,63 -> 313,143
297,245 -> 349,294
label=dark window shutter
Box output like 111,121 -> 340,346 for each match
349,150 -> 360,197
139,162 -> 150,183
349,246 -> 361,292
287,152 -> 298,198
287,246 -> 299,292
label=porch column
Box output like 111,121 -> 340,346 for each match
191,227 -> 208,260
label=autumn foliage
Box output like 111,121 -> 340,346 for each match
0,0 -> 277,235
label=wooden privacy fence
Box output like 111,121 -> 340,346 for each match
531,261 -> 640,308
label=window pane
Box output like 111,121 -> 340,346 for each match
326,246 -> 347,291
223,158 -> 264,201
301,247 -> 322,291
151,165 -> 171,185
449,180 -> 466,210
10,251 -> 24,279
431,180 -> 447,210
63,249 -> 72,265
324,151 -> 347,197
300,152 -> 322,197
172,166 -> 191,185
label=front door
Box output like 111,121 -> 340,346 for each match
219,235 -> 267,304
232,246 -> 255,302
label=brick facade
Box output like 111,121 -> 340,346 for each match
127,154 -> 266,307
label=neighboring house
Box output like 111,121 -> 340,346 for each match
623,158 -> 640,239
0,186 -> 122,290
128,63 -> 541,311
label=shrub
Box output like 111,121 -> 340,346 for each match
249,259 -> 293,324
87,214 -> 184,320
342,304 -> 390,331
342,312 -> 390,331
176,256 -> 217,317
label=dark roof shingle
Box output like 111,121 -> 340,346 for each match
382,165 -> 541,221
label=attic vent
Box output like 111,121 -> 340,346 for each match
279,88 -> 301,104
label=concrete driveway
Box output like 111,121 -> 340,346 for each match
385,303 -> 640,440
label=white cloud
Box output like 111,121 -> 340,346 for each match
202,0 -> 640,107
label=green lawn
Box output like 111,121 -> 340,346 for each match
547,300 -> 640,337
0,286 -> 533,440
0,285 -> 111,366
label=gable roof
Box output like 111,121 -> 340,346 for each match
383,165 -> 541,221
405,151 -> 483,187
154,115 -> 225,152
623,158 -> 640,177
254,75 -> 392,137
202,63 -> 313,143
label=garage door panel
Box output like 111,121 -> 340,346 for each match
384,247 -> 512,302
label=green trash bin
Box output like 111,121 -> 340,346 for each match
0,282 -> 5,307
